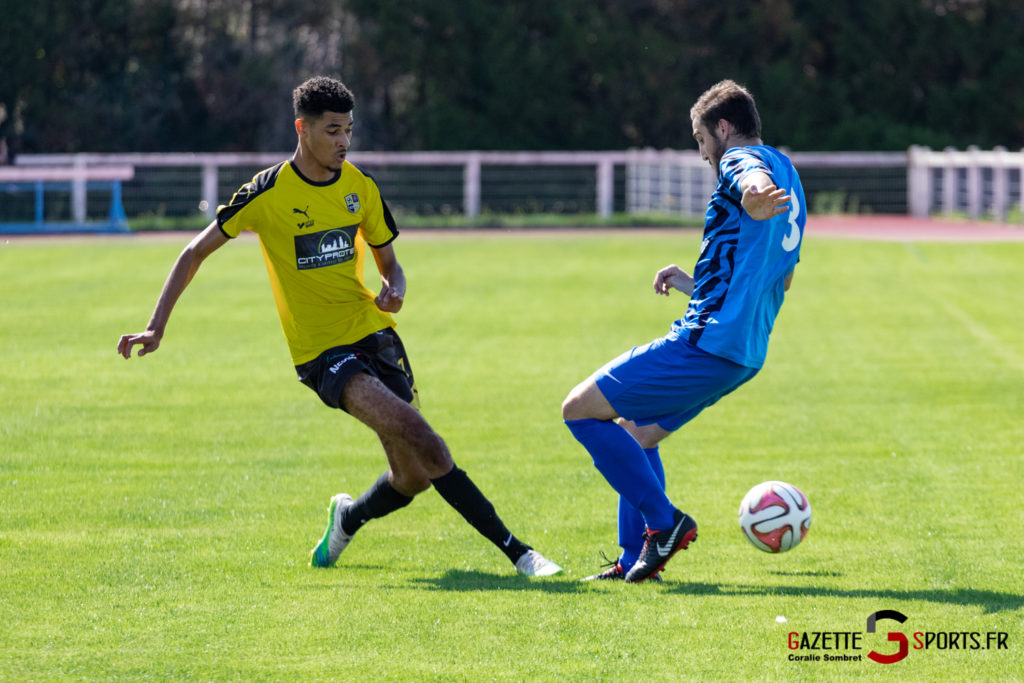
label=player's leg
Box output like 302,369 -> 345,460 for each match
619,343 -> 759,582
562,376 -> 678,534
564,338 -> 705,582
343,372 -> 561,575
345,372 -> 452,478
622,419 -> 672,451
615,419 -> 669,573
331,435 -> 424,546
304,338 -> 429,567
311,371 -> 440,550
579,411 -> 672,580
299,342 -> 389,567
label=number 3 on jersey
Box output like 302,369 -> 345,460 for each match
781,187 -> 801,252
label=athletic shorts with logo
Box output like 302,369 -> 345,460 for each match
296,328 -> 419,412
594,332 -> 758,432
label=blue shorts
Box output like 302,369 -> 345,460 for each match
594,334 -> 759,432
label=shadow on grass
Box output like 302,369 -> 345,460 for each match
409,571 -> 1023,613
664,582 -> 1024,614
409,569 -> 584,594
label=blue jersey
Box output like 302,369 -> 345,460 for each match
672,145 -> 805,368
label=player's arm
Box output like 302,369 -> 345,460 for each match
116,221 -> 230,358
739,170 -> 790,221
653,264 -> 695,297
371,243 -> 405,313
784,268 -> 795,291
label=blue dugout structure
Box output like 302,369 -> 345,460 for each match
0,165 -> 134,234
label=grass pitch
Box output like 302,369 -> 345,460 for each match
1,229 -> 1022,680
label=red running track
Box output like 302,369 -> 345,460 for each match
806,215 -> 1024,242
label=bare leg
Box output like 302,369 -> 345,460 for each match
562,376 -> 619,422
341,373 -> 541,567
617,418 -> 671,450
376,434 -> 431,496
342,372 -> 453,486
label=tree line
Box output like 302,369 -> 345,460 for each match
2,0 -> 1021,156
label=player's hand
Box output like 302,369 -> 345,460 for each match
742,184 -> 790,221
117,329 -> 163,358
653,264 -> 694,296
375,286 -> 404,313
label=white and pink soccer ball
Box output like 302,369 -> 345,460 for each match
738,481 -> 811,553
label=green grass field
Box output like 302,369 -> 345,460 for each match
2,230 -> 1022,681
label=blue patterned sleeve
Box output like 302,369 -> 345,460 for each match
719,148 -> 771,200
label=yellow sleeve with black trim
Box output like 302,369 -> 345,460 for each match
353,170 -> 399,248
216,162 -> 286,238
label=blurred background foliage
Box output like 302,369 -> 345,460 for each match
1,0 -> 1022,154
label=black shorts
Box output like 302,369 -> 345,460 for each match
295,328 -> 419,412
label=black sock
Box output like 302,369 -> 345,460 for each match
341,472 -> 413,535
430,466 -> 530,564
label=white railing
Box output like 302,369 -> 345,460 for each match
625,150 -> 908,216
908,145 -> 1024,220
9,147 -> 1024,226
623,149 -> 716,216
14,151 -> 625,220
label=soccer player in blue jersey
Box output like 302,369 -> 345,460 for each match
562,80 -> 805,583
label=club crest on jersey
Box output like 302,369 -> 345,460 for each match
344,193 -> 360,213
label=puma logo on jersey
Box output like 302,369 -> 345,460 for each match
293,205 -> 314,229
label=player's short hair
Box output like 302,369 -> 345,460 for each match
690,80 -> 761,139
293,76 -> 355,119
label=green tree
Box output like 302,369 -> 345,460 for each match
0,0 -> 194,153
347,0 -> 1024,151
3,0 -> 1023,153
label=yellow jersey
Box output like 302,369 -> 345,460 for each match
217,160 -> 398,365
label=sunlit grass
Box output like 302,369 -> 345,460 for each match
1,232 -> 1021,680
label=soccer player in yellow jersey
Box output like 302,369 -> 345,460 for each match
117,76 -> 561,577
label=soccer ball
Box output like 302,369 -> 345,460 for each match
738,481 -> 811,553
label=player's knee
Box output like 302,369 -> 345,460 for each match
425,433 -> 453,473
390,469 -> 431,495
409,424 -> 452,474
561,392 -> 583,421
562,392 -> 597,422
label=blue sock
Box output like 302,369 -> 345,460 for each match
565,419 -> 675,532
619,447 -> 666,571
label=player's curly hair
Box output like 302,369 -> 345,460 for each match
293,76 -> 355,119
690,80 -> 761,139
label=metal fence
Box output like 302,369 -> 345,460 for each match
5,147 -> 1023,229
908,145 -> 1024,221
